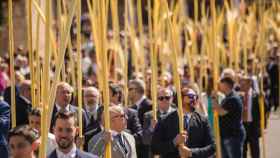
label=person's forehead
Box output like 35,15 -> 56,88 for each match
158,89 -> 171,96
55,118 -> 75,127
58,85 -> 72,92
29,115 -> 40,120
85,88 -> 99,95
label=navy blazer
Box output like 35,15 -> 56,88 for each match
131,98 -> 152,126
0,100 -> 10,146
151,110 -> 216,158
131,98 -> 152,158
48,148 -> 98,158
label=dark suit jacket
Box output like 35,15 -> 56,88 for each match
50,104 -> 89,133
151,110 -> 216,158
131,98 -> 152,158
131,97 -> 153,126
142,107 -> 176,145
0,100 -> 10,146
124,107 -> 143,144
3,86 -> 20,106
245,91 -> 261,137
266,62 -> 279,88
14,96 -> 32,126
48,148 -> 98,158
83,106 -> 102,151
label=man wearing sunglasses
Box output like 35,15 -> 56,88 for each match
142,88 -> 176,157
151,87 -> 215,158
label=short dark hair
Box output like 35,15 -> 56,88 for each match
129,79 -> 145,94
29,108 -> 41,117
220,77 -> 235,89
8,125 -> 39,144
109,83 -> 123,102
53,111 -> 78,126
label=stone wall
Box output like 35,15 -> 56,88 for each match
0,0 -> 27,55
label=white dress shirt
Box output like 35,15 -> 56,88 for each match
56,145 -> 77,158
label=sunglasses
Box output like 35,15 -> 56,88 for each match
158,96 -> 171,101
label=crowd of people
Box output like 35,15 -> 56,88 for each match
0,1 -> 279,158
0,49 -> 278,158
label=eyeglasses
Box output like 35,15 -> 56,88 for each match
158,96 -> 171,101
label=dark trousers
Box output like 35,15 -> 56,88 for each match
243,123 -> 260,158
136,144 -> 150,158
0,145 -> 8,158
221,130 -> 245,158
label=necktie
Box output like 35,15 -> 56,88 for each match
116,134 -> 128,154
184,115 -> 189,131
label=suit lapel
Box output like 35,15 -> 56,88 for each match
49,150 -> 58,158
112,139 -> 126,157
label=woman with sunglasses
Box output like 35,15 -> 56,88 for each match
151,87 -> 216,158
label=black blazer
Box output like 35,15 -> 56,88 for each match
151,110 -> 216,158
142,107 -> 177,145
14,95 -> 32,126
125,107 -> 143,144
246,91 -> 261,137
50,104 -> 89,133
84,105 -> 103,151
131,98 -> 153,126
48,148 -> 98,158
131,98 -> 152,158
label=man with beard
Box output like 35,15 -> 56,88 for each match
83,86 -> 102,150
48,111 -> 98,158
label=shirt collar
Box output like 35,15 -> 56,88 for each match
56,145 -> 77,158
20,95 -> 31,104
85,104 -> 99,113
135,95 -> 146,109
56,104 -> 70,112
111,130 -> 122,137
159,106 -> 172,114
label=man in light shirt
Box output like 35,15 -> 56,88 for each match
48,111 -> 98,158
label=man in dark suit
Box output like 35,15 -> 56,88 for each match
15,80 -> 32,126
266,53 -> 279,112
0,100 -> 9,158
48,111 -> 98,158
50,82 -> 89,133
142,87 -> 176,157
151,88 -> 216,158
129,79 -> 152,158
240,76 -> 261,158
83,86 -> 101,150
